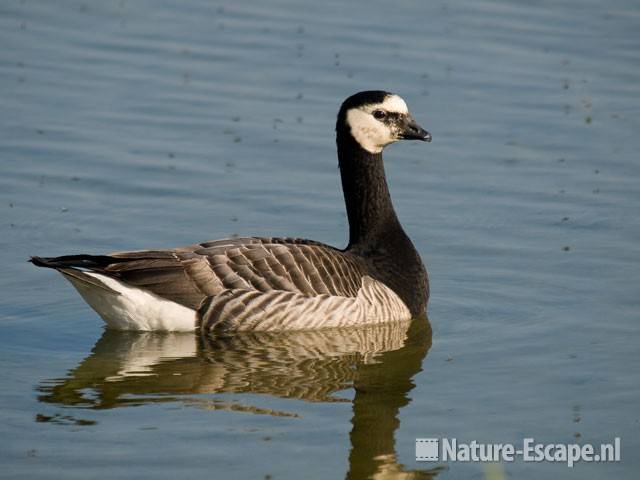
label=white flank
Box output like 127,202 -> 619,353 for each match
203,276 -> 412,332
64,272 -> 196,332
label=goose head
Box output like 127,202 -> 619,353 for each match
337,91 -> 431,154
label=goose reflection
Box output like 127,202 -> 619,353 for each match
38,317 -> 441,479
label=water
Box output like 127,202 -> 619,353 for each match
1,0 -> 639,478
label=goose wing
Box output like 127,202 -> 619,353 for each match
102,237 -> 368,309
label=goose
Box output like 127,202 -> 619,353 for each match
31,90 -> 432,332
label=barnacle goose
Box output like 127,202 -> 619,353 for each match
31,91 -> 432,332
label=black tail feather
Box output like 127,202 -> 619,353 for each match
29,254 -> 127,270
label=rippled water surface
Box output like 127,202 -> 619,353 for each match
1,0 -> 639,478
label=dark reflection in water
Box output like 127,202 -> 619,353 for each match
38,317 -> 442,479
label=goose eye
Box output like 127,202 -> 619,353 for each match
373,110 -> 386,120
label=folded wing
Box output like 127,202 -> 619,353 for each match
104,237 -> 367,309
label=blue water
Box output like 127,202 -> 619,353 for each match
1,0 -> 639,478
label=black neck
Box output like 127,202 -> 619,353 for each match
337,130 -> 404,248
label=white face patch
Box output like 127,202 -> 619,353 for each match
379,94 -> 408,114
345,94 -> 410,154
